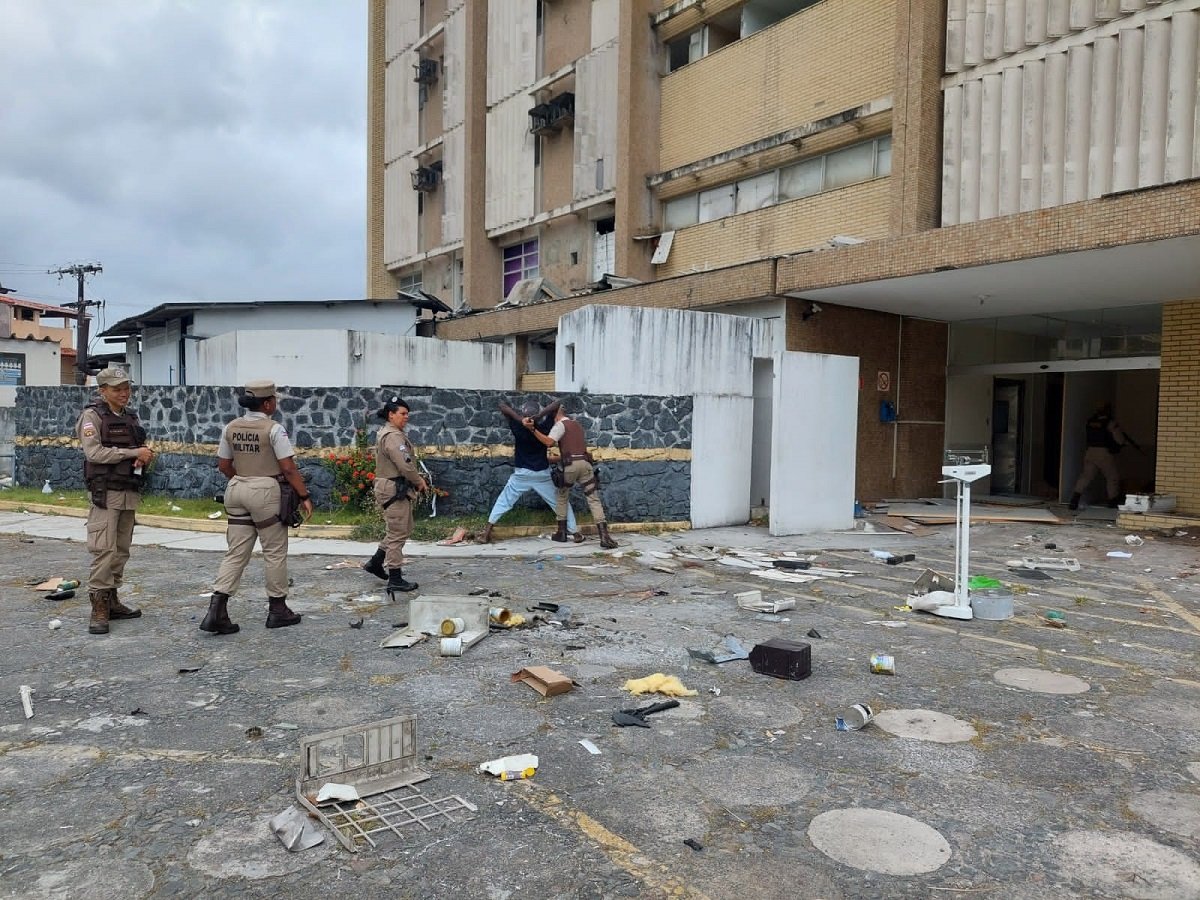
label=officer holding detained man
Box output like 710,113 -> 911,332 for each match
76,366 -> 154,635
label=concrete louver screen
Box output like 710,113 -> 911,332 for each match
942,1 -> 1200,225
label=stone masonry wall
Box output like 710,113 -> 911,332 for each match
14,386 -> 693,522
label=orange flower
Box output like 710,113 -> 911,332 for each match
367,472 -> 375,480
340,494 -> 349,503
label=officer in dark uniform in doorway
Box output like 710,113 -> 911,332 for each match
76,366 -> 154,635
202,379 -> 313,634
1069,403 -> 1128,510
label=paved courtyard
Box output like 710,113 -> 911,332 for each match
0,510 -> 1198,899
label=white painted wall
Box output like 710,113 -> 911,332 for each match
0,337 -> 62,385
556,305 -> 776,397
351,331 -> 514,388
750,358 -> 774,508
691,394 -> 754,528
769,351 -> 859,534
192,303 -> 417,338
191,330 -> 514,389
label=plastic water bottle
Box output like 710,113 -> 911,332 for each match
41,480 -> 52,495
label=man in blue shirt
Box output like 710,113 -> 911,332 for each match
480,398 -> 580,544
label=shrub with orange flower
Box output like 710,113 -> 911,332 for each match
323,427 -> 376,512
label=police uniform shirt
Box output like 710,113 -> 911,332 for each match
77,406 -> 143,510
217,412 -> 295,462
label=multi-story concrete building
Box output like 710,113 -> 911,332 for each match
367,0 -> 1200,516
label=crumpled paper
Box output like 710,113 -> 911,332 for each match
622,673 -> 697,697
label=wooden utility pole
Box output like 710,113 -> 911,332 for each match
49,263 -> 103,385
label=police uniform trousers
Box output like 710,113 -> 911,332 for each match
86,490 -> 138,592
374,481 -> 413,569
214,476 -> 289,598
1073,446 -> 1120,498
556,459 -> 607,524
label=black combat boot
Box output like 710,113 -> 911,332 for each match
596,522 -> 618,550
199,591 -> 240,635
386,568 -> 418,595
480,522 -> 495,544
551,520 -> 568,542
107,587 -> 142,620
1068,492 -> 1082,511
362,548 -> 387,580
265,596 -> 302,629
88,590 -> 109,635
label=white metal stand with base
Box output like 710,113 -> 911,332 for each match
932,463 -> 992,620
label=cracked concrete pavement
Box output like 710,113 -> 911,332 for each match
0,510 -> 1198,898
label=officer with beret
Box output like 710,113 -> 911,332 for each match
201,379 -> 312,634
75,366 -> 154,635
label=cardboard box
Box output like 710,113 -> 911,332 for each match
511,666 -> 577,697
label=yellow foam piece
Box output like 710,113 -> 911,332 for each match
622,673 -> 697,697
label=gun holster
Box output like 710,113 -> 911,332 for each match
277,477 -> 303,528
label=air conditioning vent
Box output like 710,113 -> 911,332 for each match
413,58 -> 439,85
411,161 -> 443,192
528,92 -> 576,135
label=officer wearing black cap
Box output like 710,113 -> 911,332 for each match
75,366 -> 153,635
201,379 -> 312,634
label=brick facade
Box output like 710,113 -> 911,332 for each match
1157,299 -> 1200,513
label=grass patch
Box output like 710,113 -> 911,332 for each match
1,486 -> 591,543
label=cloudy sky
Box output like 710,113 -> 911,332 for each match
0,0 -> 365,347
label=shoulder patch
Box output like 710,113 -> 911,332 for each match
81,422 -> 97,437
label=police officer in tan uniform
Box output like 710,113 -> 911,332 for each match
527,399 -> 618,549
369,396 -> 426,597
201,379 -> 313,634
76,366 -> 154,635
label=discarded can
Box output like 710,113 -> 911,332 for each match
57,580 -> 80,591
440,636 -> 464,657
835,702 -> 875,731
440,617 -> 465,636
870,653 -> 896,675
489,607 -> 512,626
499,767 -> 536,781
1042,609 -> 1067,628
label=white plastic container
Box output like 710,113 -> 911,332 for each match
971,588 -> 1014,621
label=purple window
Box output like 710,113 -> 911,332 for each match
502,239 -> 539,297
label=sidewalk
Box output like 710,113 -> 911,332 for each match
0,509 -> 926,559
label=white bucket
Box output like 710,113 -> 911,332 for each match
971,588 -> 1014,621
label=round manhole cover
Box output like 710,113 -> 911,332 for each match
873,709 -> 977,743
994,667 -> 1089,694
807,808 -> 951,874
1053,830 -> 1200,899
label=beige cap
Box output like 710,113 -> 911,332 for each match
96,366 -> 132,386
244,379 -> 276,399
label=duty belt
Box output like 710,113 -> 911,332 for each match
563,453 -> 590,463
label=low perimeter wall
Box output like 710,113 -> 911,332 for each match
14,386 -> 692,522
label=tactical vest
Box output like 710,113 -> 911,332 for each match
1085,415 -> 1120,452
83,401 -> 145,492
225,416 -> 282,477
557,418 -> 589,461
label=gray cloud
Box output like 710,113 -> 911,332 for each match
0,0 -> 365,346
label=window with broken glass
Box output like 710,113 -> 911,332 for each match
502,239 -> 539,297
661,135 -> 892,230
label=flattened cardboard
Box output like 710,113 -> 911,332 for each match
511,666 -> 576,697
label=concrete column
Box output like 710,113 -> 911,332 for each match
1003,0 -> 1026,53
1113,27 -> 1143,191
1164,11 -> 1198,182
1089,34 -> 1118,197
984,0 -> 1005,60
1138,19 -> 1170,187
1156,299 -> 1200,515
1064,44 -> 1092,203
999,67 -> 1023,213
891,0 -> 948,234
942,88 -> 963,226
614,0 -> 658,282
960,78 -> 983,222
1026,0 -> 1048,45
366,0 -> 397,299
1041,51 -> 1068,208
979,73 -> 1003,219
463,0 -> 502,310
1020,57 -> 1045,210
